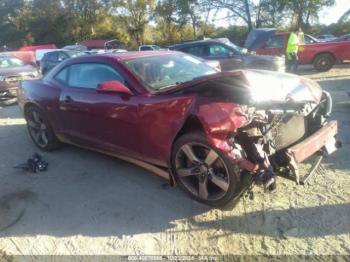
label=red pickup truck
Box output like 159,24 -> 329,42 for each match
246,29 -> 350,71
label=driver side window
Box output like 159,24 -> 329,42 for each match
68,63 -> 125,89
208,44 -> 231,58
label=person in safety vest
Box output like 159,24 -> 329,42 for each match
286,28 -> 300,73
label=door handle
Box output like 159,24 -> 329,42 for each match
63,96 -> 73,103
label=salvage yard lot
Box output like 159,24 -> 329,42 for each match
0,66 -> 349,256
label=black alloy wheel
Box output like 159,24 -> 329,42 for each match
25,106 -> 61,151
313,53 -> 335,71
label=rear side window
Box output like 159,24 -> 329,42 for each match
265,35 -> 283,48
140,46 -> 153,51
68,63 -> 125,89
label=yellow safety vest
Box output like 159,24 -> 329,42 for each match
287,32 -> 299,53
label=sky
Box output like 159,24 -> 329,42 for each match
210,0 -> 350,27
320,0 -> 350,24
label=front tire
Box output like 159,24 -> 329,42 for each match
171,132 -> 242,207
24,106 -> 62,151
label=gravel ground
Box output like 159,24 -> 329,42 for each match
0,65 -> 349,257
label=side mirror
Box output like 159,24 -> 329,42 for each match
97,81 -> 133,96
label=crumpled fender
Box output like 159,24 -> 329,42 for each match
195,101 -> 259,172
196,101 -> 248,150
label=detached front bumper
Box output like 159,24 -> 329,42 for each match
287,120 -> 338,163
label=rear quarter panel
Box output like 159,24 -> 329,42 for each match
298,41 -> 350,64
19,79 -> 62,130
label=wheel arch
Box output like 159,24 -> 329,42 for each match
23,101 -> 46,115
168,115 -> 206,186
312,51 -> 337,64
173,115 -> 205,143
23,101 -> 54,130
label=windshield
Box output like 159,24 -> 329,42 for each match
124,54 -> 217,90
151,45 -> 160,50
304,35 -> 320,44
0,56 -> 25,68
224,41 -> 241,53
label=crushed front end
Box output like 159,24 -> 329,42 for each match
236,94 -> 338,190
231,71 -> 340,190
194,70 -> 340,192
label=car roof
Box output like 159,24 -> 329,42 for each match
169,39 -> 228,49
100,50 -> 182,61
43,50 -> 66,54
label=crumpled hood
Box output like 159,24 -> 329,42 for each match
243,70 -> 323,104
245,28 -> 277,51
169,70 -> 322,106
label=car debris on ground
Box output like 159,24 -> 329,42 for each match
14,153 -> 48,173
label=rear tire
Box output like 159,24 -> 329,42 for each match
313,53 -> 335,71
171,132 -> 242,207
24,105 -> 62,152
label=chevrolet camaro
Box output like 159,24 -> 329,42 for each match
18,51 -> 339,207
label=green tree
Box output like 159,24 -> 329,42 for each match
0,0 -> 29,48
288,0 -> 335,29
155,0 -> 178,44
207,0 -> 254,31
114,0 -> 155,46
175,0 -> 201,38
255,0 -> 289,27
338,8 -> 350,23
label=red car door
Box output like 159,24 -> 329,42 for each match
57,62 -> 141,157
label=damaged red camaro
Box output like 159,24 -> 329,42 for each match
18,51 -> 339,207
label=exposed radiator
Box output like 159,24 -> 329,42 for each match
272,115 -> 306,151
